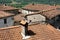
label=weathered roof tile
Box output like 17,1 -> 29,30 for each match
0,25 -> 22,40
0,11 -> 14,18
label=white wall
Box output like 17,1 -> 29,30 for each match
7,17 -> 14,26
22,10 -> 34,14
0,19 -> 5,27
26,14 -> 46,25
0,17 -> 14,28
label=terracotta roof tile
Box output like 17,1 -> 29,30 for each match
14,14 -> 25,22
27,5 -> 60,19
56,5 -> 60,8
0,25 -> 22,40
0,23 -> 60,40
0,5 -> 18,10
23,4 -> 56,11
0,11 -> 14,18
28,24 -> 60,40
39,9 -> 60,19
22,4 -> 60,19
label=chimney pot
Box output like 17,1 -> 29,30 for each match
32,3 -> 35,5
54,4 -> 56,6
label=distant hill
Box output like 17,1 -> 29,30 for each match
0,0 -> 12,3
0,0 -> 60,4
0,0 -> 60,8
13,0 -> 60,4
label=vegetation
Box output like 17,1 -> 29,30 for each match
0,0 -> 60,8
0,0 -> 12,4
13,0 -> 60,4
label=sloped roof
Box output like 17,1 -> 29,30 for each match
0,5 -> 18,11
28,24 -> 60,40
20,9 -> 60,20
26,6 -> 60,19
14,14 -> 25,22
56,5 -> 60,8
0,23 -> 60,40
41,9 -> 60,19
22,4 -> 56,11
0,25 -> 22,40
0,11 -> 14,18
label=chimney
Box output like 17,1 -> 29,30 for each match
5,4 -> 7,6
3,4 -> 7,6
54,4 -> 56,7
54,4 -> 57,9
32,3 -> 35,5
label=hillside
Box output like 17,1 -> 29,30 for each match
0,0 -> 12,3
0,0 -> 60,8
13,0 -> 60,4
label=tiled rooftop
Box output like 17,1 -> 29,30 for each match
41,9 -> 60,19
56,5 -> 60,8
14,14 -> 25,22
24,4 -> 60,19
22,4 -> 60,19
0,25 -> 22,40
0,5 -> 18,10
0,11 -> 14,18
0,4 -> 60,40
25,8 -> 60,19
27,24 -> 60,40
23,4 -> 56,11
0,24 -> 60,40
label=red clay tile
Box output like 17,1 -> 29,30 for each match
23,4 -> 56,11
27,24 -> 60,40
0,25 -> 22,40
0,11 -> 14,18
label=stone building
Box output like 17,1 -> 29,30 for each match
0,4 -> 19,15
25,13 -> 46,25
0,11 -> 14,28
22,4 -> 60,29
22,4 -> 55,14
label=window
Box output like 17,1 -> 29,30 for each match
4,19 -> 7,24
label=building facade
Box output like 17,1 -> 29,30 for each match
22,9 -> 39,14
0,5 -> 19,15
25,13 -> 46,25
0,11 -> 14,28
0,17 -> 14,28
